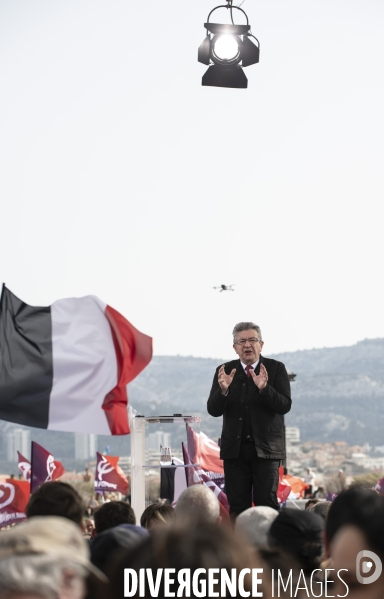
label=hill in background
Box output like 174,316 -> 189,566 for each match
1,338 -> 383,470
129,337 -> 384,447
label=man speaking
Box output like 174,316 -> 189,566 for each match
207,322 -> 291,518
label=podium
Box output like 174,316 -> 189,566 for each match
130,411 -> 201,519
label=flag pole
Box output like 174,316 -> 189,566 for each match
130,409 -> 146,521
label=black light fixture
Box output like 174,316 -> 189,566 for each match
198,0 -> 260,89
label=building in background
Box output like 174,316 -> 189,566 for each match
148,430 -> 171,451
6,428 -> 30,462
74,433 -> 97,460
286,427 -> 300,445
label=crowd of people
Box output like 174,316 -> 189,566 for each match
0,480 -> 383,598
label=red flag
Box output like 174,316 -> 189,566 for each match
94,452 -> 129,495
0,479 -> 30,529
103,306 -> 153,435
277,466 -> 291,504
186,425 -> 224,474
283,473 -> 309,498
30,441 -> 65,493
17,451 -> 31,482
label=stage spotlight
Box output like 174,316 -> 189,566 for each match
198,1 -> 260,89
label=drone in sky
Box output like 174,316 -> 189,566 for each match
213,284 -> 235,292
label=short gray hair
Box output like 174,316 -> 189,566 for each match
232,322 -> 262,343
0,554 -> 87,599
235,506 -> 278,549
175,485 -> 220,524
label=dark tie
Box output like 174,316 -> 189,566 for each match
245,365 -> 253,377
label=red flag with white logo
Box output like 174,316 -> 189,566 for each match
94,452 -> 129,495
30,441 -> 66,493
186,425 -> 224,474
17,451 -> 31,482
0,479 -> 30,529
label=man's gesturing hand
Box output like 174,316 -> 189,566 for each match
218,364 -> 236,395
250,363 -> 268,390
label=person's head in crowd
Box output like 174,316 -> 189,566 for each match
174,485 -> 220,524
0,516 -> 107,599
310,501 -> 331,522
140,502 -> 175,530
268,508 -> 324,574
327,487 -> 384,599
260,547 -> 307,595
235,506 -> 278,549
305,498 -> 319,510
103,522 -> 270,599
26,481 -> 85,529
83,517 -> 95,537
326,487 -> 384,548
90,524 -> 149,574
93,500 -> 136,535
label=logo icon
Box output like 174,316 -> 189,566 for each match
97,456 -> 114,480
19,461 -> 31,481
356,550 -> 382,584
0,482 -> 15,509
45,454 -> 57,482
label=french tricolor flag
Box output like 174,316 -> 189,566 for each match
0,285 -> 152,435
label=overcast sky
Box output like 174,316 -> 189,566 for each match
1,0 -> 383,360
